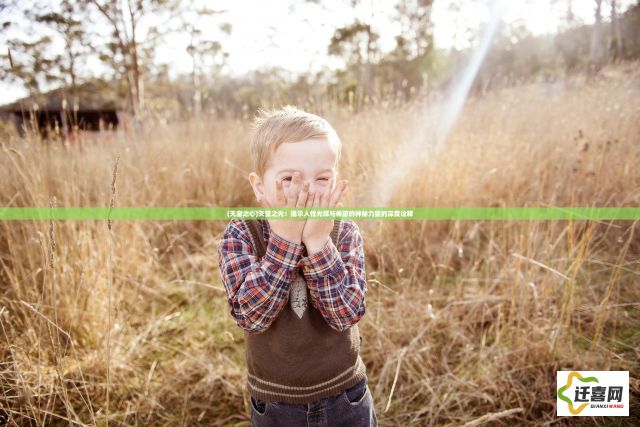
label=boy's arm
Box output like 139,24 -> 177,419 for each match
299,220 -> 367,332
217,220 -> 304,334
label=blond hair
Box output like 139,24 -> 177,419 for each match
249,105 -> 342,177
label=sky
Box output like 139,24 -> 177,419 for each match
1,0 -> 633,105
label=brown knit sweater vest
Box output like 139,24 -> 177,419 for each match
240,219 -> 367,404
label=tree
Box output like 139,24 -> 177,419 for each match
610,0 -> 624,60
86,0 -> 180,117
379,0 -> 434,100
394,0 -> 434,60
589,0 -> 606,72
0,1 -> 62,96
329,21 -> 380,99
2,36 -> 59,95
34,0 -> 91,98
179,6 -> 231,115
327,0 -> 382,103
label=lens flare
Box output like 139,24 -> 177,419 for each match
370,0 -> 504,207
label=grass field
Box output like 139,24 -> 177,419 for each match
1,63 -> 639,426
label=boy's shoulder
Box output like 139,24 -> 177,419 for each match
217,220 -> 262,258
222,218 -> 264,239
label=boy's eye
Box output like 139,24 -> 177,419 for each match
282,177 -> 329,182
282,176 -> 329,182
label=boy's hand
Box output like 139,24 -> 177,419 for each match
258,171 -> 312,245
302,177 -> 348,255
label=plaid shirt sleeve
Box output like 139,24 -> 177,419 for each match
299,220 -> 367,332
217,220 -> 304,334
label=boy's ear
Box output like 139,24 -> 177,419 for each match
248,172 -> 265,201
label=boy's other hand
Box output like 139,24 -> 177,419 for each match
301,177 -> 348,255
258,171 -> 310,245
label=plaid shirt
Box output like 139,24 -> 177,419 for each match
217,219 -> 367,334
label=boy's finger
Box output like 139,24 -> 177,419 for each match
329,180 -> 348,207
287,172 -> 302,207
296,180 -> 310,208
321,184 -> 330,208
307,191 -> 313,209
328,177 -> 335,196
305,191 -> 315,208
275,180 -> 286,206
322,178 -> 333,208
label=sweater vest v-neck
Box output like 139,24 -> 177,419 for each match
239,219 -> 367,404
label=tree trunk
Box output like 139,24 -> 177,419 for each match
364,26 -> 373,99
127,0 -> 142,115
610,0 -> 623,60
91,0 -> 137,116
589,0 -> 605,73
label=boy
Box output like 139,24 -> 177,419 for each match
217,105 -> 378,426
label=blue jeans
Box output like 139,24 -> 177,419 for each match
249,377 -> 378,427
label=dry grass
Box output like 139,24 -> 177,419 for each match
1,62 -> 639,426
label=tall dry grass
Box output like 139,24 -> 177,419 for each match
1,62 -> 639,426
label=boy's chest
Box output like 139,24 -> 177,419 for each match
260,222 -> 310,318
289,274 -> 309,319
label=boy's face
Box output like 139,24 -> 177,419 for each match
249,137 -> 338,206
